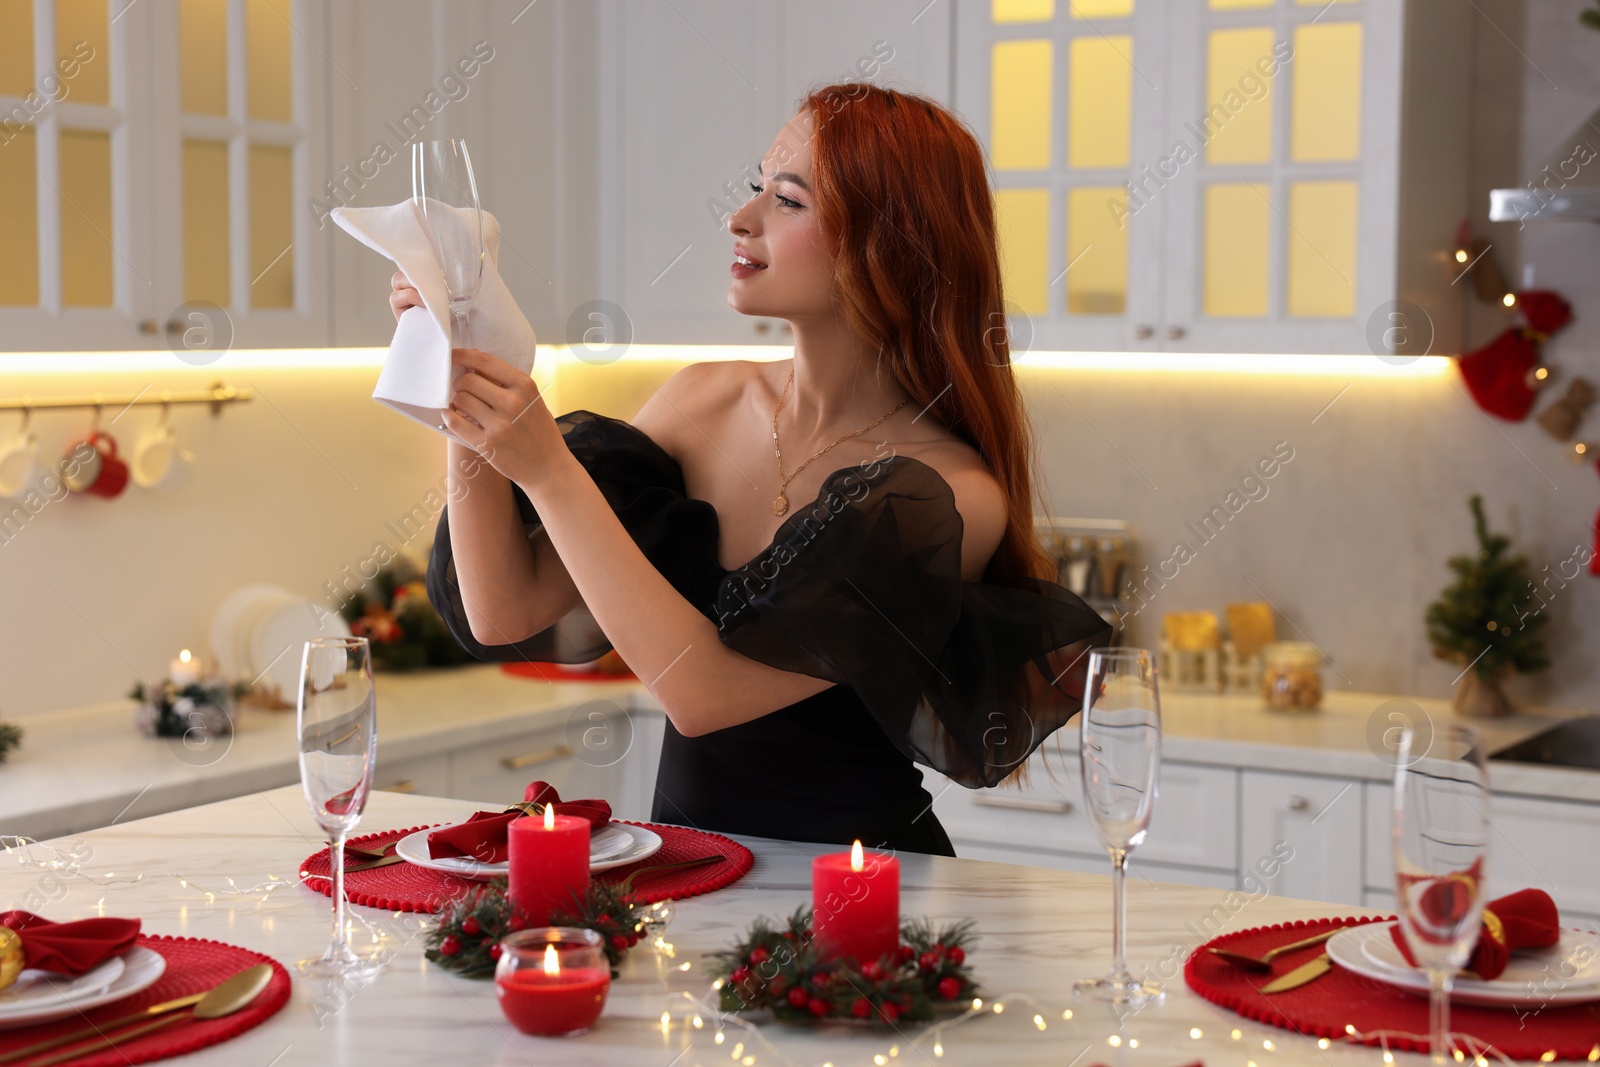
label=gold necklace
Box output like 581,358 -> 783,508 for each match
770,365 -> 911,516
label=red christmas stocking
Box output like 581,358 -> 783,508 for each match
1458,328 -> 1540,420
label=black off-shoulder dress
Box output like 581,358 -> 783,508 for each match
425,411 -> 1112,857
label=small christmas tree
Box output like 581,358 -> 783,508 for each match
1424,495 -> 1549,716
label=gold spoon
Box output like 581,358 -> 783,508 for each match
1,962 -> 273,1066
1207,927 -> 1345,972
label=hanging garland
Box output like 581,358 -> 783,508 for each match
422,877 -> 648,978
706,905 -> 980,1027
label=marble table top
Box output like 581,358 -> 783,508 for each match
0,786 -> 1470,1066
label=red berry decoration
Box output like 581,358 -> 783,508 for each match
749,946 -> 770,965
488,943 -> 503,961
947,946 -> 965,964
808,996 -> 829,1018
506,914 -> 525,932
932,942 -> 946,955
626,931 -> 640,946
439,936 -> 461,957
938,976 -> 961,1000
609,934 -> 628,951
787,987 -> 810,1008
731,966 -> 752,985
897,944 -> 916,964
851,998 -> 872,1019
460,917 -> 481,937
879,1001 -> 900,1023
918,951 -> 939,971
860,960 -> 883,981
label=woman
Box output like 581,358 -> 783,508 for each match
404,84 -> 1111,857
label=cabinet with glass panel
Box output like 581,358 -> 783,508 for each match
955,0 -> 1472,355
0,0 -> 329,351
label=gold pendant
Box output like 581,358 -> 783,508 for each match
772,492 -> 789,516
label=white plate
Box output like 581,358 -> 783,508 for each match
0,957 -> 124,1003
1327,922 -> 1600,1008
210,584 -> 290,680
251,596 -> 350,702
0,947 -> 166,1029
394,822 -> 664,881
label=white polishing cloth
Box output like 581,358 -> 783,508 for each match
331,200 -> 537,444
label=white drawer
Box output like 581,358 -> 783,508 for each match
373,752 -> 450,797
448,725 -> 623,808
951,839 -> 1238,891
931,754 -> 1237,872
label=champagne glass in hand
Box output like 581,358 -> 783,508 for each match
1393,723 -> 1491,1066
411,137 -> 484,348
297,636 -> 383,979
1075,647 -> 1165,1004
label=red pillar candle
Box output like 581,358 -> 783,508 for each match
812,839 -> 899,967
507,805 -> 590,926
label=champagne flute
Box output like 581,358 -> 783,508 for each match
1074,647 -> 1165,1004
296,636 -> 383,979
1393,723 -> 1491,1066
411,137 -> 485,348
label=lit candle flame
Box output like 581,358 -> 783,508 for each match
179,649 -> 192,663
543,943 -> 560,976
543,804 -> 555,830
850,839 -> 864,872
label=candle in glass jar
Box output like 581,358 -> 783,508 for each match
168,649 -> 200,687
507,805 -> 590,926
812,839 -> 899,966
495,935 -> 609,1036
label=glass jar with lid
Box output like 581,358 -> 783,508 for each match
1260,641 -> 1325,711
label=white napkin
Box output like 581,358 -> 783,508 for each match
331,201 -> 538,444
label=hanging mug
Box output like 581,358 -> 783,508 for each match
131,406 -> 196,490
61,432 -> 129,499
0,419 -> 47,500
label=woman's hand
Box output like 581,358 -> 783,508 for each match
442,348 -> 566,489
389,270 -> 422,322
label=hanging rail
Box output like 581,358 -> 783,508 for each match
0,382 -> 251,417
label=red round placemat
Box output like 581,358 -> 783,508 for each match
0,935 -> 290,1067
300,821 -> 754,913
499,661 -> 637,683
1185,916 -> 1600,1061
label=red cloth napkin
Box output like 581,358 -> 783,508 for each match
426,780 -> 612,863
1389,887 -> 1561,980
0,910 -> 141,975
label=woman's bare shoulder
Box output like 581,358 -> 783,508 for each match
629,359 -> 763,463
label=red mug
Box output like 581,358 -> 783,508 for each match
61,432 -> 129,499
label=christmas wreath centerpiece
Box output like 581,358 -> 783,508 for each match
337,556 -> 474,672
423,877 -> 649,978
707,906 -> 980,1026
130,678 -> 249,739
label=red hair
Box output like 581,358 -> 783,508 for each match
799,82 -> 1055,586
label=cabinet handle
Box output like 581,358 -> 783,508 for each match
1166,325 -> 1186,340
380,780 -> 418,794
137,320 -> 159,335
972,795 -> 1073,814
755,321 -> 771,335
1288,795 -> 1311,812
1134,325 -> 1154,340
502,744 -> 574,770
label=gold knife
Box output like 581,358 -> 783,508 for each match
342,853 -> 406,873
1260,952 -> 1331,993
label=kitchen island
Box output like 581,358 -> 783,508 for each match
0,785 -> 1411,1066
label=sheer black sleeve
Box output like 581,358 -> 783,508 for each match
710,456 -> 1114,788
424,410 -> 718,663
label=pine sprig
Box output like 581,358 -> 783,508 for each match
423,877 -> 647,978
706,906 -> 981,1026
1424,494 -> 1550,682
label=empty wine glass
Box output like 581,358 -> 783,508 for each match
1075,647 -> 1164,1004
411,137 -> 484,348
1393,723 -> 1491,1065
297,636 -> 383,979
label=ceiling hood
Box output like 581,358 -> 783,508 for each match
1488,105 -> 1600,223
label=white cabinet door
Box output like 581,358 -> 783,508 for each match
374,752 -> 451,797
616,706 -> 666,823
952,838 -> 1238,891
1240,769 -> 1362,906
448,723 -> 623,807
1367,782 -> 1600,921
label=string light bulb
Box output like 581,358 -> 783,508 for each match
1503,293 -> 1517,307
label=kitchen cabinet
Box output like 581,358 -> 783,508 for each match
1365,782 -> 1600,925
595,0 -> 954,344
953,0 -> 1472,355
374,752 -> 452,797
1239,768 -> 1363,907
0,0 -> 332,351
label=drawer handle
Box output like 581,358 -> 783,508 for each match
502,744 -> 574,771
972,794 -> 1073,814
380,780 -> 418,794
1288,795 -> 1311,812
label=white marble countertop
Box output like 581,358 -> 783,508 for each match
4,666 -> 1596,844
0,786 -> 1448,1066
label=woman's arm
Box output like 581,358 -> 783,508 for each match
445,351 -> 837,736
